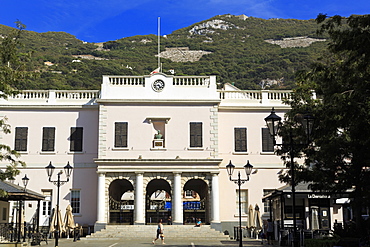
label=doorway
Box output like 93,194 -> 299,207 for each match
108,179 -> 134,224
183,179 -> 209,225
146,179 -> 172,225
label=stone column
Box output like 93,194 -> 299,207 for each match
95,172 -> 106,232
96,172 -> 106,222
211,172 -> 221,224
134,172 -> 145,224
173,172 -> 183,225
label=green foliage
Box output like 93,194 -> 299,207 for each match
0,15 -> 329,90
304,238 -> 339,247
282,14 -> 370,236
0,21 -> 28,184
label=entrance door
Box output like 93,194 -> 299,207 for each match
40,190 -> 52,226
183,179 -> 209,225
109,179 -> 134,224
320,207 -> 330,230
309,199 -> 330,230
146,179 -> 172,225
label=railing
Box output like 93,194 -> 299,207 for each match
173,76 -> 210,87
219,90 -> 262,100
4,90 -> 99,105
109,197 -> 134,210
11,90 -> 49,99
268,90 -> 292,100
108,76 -> 145,86
9,90 -> 99,100
55,90 -> 99,99
0,222 -> 32,243
219,90 -> 293,105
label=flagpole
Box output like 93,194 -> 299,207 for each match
158,17 -> 161,72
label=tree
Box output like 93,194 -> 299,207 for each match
0,21 -> 29,182
281,14 -> 370,236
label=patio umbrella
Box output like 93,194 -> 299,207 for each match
248,204 -> 254,228
254,204 -> 263,230
64,205 -> 75,238
311,207 -> 319,230
254,204 -> 263,239
50,207 -> 65,236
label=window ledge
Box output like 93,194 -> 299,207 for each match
260,152 -> 275,155
67,151 -> 84,154
16,151 -> 28,154
187,147 -> 204,151
232,152 -> 249,155
40,151 -> 56,155
150,148 -> 167,151
112,148 -> 129,151
234,214 -> 249,218
73,213 -> 82,217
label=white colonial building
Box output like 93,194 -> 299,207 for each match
0,73 -> 345,238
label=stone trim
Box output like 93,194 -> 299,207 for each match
98,104 -> 107,157
209,105 -> 219,158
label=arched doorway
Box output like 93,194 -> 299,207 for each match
109,179 -> 134,224
146,179 -> 172,225
183,179 -> 209,225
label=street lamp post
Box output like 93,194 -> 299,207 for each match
264,108 -> 314,247
45,162 -> 73,247
226,160 -> 253,247
17,175 -> 29,243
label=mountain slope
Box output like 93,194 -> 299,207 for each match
0,15 -> 329,90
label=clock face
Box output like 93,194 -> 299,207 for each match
152,79 -> 165,92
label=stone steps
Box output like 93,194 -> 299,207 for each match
85,225 -> 229,240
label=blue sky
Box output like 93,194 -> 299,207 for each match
1,0 -> 369,43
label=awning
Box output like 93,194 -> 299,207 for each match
262,182 -> 352,202
335,198 -> 350,204
0,180 -> 44,201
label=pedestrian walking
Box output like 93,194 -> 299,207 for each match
152,219 -> 166,245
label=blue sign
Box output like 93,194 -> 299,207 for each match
183,201 -> 201,210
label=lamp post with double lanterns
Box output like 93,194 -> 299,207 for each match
264,108 -> 314,247
45,162 -> 73,247
226,160 -> 253,247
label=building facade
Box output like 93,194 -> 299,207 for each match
0,73 -> 344,236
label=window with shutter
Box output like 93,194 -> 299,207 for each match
234,127 -> 247,152
70,127 -> 83,152
262,128 -> 274,152
190,122 -> 202,148
14,127 -> 28,151
42,127 -> 55,152
114,122 -> 128,148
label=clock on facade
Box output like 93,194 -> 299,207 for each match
152,79 -> 165,92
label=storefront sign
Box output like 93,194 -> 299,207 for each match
308,194 -> 330,199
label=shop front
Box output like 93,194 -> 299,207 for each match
263,182 -> 346,244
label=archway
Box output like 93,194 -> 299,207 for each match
146,179 -> 172,225
183,179 -> 209,225
108,179 -> 134,224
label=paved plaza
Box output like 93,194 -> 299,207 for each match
36,237 -> 275,247
9,237 -> 277,247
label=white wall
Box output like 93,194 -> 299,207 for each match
1,108 -> 99,226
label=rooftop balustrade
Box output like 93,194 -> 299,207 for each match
218,89 -> 293,107
0,80 -> 293,107
2,90 -> 99,106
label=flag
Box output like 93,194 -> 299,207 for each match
150,67 -> 160,75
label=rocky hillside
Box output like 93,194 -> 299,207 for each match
0,14 -> 329,90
